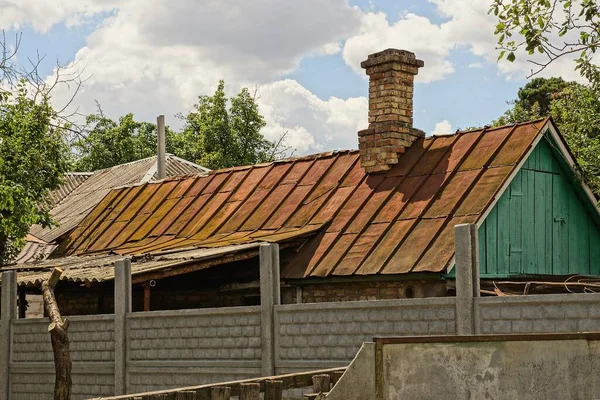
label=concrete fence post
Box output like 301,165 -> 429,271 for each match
454,223 -> 480,335
259,243 -> 280,376
0,271 -> 17,400
114,259 -> 132,395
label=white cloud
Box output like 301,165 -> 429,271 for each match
431,120 -> 453,136
0,0 -> 119,33
342,12 -> 455,82
258,80 -> 367,153
468,62 -> 484,69
44,0 -> 367,155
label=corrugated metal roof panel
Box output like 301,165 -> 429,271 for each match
4,243 -> 261,287
47,120 -> 548,277
30,156 -> 209,244
48,172 -> 93,207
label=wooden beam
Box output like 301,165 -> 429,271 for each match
143,284 -> 151,312
48,267 -> 63,289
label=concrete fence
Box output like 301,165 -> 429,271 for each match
2,228 -> 600,399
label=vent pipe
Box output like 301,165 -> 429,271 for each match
157,115 -> 166,180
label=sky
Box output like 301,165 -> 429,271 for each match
1,0 -> 583,155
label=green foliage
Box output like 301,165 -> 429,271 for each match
490,0 -> 600,88
73,111 -> 178,171
75,81 -> 282,172
178,80 -> 273,170
0,82 -> 71,263
493,77 -> 600,194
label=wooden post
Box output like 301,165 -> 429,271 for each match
41,267 -> 72,400
18,286 -> 26,319
239,383 -> 260,400
143,284 -> 151,312
332,370 -> 344,385
210,386 -> 231,400
312,374 -> 330,393
264,380 -> 283,400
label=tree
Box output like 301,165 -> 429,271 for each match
75,82 -> 291,171
493,77 -> 600,194
72,106 -> 179,171
179,80 -> 285,170
490,0 -> 600,88
0,82 -> 71,263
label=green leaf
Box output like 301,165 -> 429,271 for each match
507,51 -> 516,62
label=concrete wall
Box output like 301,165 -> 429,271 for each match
378,336 -> 600,400
475,293 -> 600,334
10,315 -> 115,400
127,306 -> 262,393
275,298 -> 456,373
5,293 -> 600,399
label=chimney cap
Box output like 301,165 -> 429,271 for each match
361,48 -> 424,69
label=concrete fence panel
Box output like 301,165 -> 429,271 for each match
274,298 -> 456,374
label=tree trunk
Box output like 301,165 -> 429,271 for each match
42,268 -> 72,400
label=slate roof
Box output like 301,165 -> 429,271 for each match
53,119 -> 548,278
29,155 -> 210,244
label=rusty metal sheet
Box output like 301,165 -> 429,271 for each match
309,186 -> 354,225
386,138 -> 432,177
353,219 -> 416,275
304,154 -> 357,202
409,136 -> 457,177
345,177 -> 397,234
432,131 -> 481,173
424,170 -> 480,218
333,223 -> 389,276
241,184 -> 295,231
459,126 -> 513,170
489,122 -> 541,167
413,215 -> 477,272
310,233 -> 358,277
398,173 -> 449,220
264,185 -> 313,229
380,218 -> 445,274
326,175 -> 382,233
455,166 -> 513,216
373,175 -> 426,223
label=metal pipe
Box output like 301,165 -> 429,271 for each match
157,115 -> 166,180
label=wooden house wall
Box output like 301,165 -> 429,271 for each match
479,138 -> 600,277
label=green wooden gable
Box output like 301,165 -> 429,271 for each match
478,133 -> 600,278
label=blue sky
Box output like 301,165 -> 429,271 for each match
5,0 -> 543,154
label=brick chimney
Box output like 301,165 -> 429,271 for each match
358,49 -> 425,173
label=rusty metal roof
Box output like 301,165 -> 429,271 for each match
51,120 -> 547,278
29,155 -> 209,243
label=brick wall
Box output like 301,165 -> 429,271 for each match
300,280 -> 446,303
126,306 -> 262,393
476,294 -> 600,334
274,298 -> 456,374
